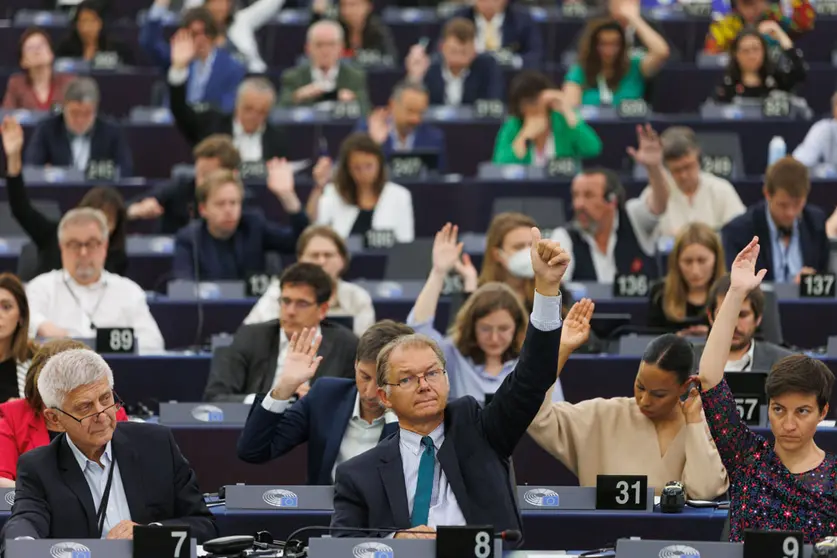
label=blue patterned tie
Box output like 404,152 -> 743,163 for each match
410,436 -> 435,527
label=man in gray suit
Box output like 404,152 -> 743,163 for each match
694,274 -> 794,371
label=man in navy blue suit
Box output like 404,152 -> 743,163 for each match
405,18 -> 503,106
237,320 -> 414,484
453,0 -> 543,68
354,81 -> 447,172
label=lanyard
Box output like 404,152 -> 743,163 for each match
597,74 -> 614,106
96,458 -> 117,538
63,277 -> 108,330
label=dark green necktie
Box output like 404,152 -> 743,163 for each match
410,436 -> 435,527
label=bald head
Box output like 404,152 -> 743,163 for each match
306,20 -> 343,71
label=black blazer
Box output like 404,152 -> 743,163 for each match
24,114 -> 133,177
330,321 -> 562,546
203,319 -> 359,402
423,53 -> 504,106
237,378 -> 399,485
168,78 -> 288,160
0,422 -> 218,547
721,200 -> 830,281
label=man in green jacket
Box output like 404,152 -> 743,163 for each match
278,20 -> 371,115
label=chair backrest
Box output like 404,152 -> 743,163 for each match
383,239 -> 434,280
491,197 -> 566,230
0,201 -> 62,236
15,242 -> 42,282
757,287 -> 784,346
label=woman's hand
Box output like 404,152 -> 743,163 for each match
758,20 -> 793,49
730,236 -> 768,294
560,298 -> 595,352
680,378 -> 704,424
312,156 -> 333,189
454,253 -> 479,292
431,223 -> 463,276
521,115 -> 549,140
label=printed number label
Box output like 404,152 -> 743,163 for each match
734,397 -> 760,423
615,480 -> 642,505
110,329 -> 134,352
800,273 -> 836,298
613,274 -> 649,297
171,531 -> 187,557
474,531 -> 492,558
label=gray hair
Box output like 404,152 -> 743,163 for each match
391,80 -> 429,103
64,77 -> 100,106
38,349 -> 114,409
376,334 -> 447,395
660,126 -> 700,161
307,19 -> 344,45
57,207 -> 109,244
236,77 -> 277,107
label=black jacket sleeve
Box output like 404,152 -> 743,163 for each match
4,173 -> 60,248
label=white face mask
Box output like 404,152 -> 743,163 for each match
503,248 -> 534,279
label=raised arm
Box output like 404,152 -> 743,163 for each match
698,236 -> 766,391
408,223 -> 463,327
557,298 -> 594,372
616,0 -> 670,77
627,124 -> 668,216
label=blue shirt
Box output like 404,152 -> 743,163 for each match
186,49 -> 217,105
764,205 -> 803,283
65,436 -> 132,538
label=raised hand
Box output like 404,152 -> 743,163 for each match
454,252 -> 479,292
170,29 -> 196,70
367,108 -> 391,145
679,377 -> 703,424
266,157 -> 295,198
560,298 -> 594,351
530,228 -> 570,293
615,0 -> 641,21
729,236 -> 768,293
405,45 -> 431,82
431,223 -> 463,275
312,156 -> 333,188
626,124 -> 663,168
1,116 -> 23,158
271,328 -> 323,400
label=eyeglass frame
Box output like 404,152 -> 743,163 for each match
383,369 -> 447,390
50,391 -> 124,425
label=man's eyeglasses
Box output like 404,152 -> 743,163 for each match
63,239 -> 103,254
385,370 -> 447,391
52,392 -> 123,425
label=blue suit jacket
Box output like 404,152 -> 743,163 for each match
453,6 -> 543,68
172,209 -> 309,280
24,114 -> 133,177
237,378 -> 399,485
721,200 -> 830,281
423,53 -> 504,106
353,119 -> 447,172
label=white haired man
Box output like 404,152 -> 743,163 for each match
0,350 -> 218,545
25,208 -> 165,353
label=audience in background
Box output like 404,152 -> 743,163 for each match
245,225 -> 376,336
453,0 -> 543,67
793,92 -> 837,171
563,11 -> 669,108
237,321 -> 412,484
55,0 -> 134,65
26,208 -> 165,353
2,28 -> 75,111
551,156 -> 668,282
405,18 -> 504,106
407,223 -> 564,402
492,70 -> 602,166
167,33 -> 287,162
0,274 -> 37,404
640,126 -> 745,237
307,133 -> 415,243
3,116 -> 129,280
172,162 -> 308,280
279,20 -> 371,114
713,25 -> 807,104
204,263 -> 358,402
0,339 -> 129,488
722,157 -> 829,283
142,7 -> 246,111
647,223 -> 725,335
529,306 -> 729,499
128,134 -> 241,234
704,0 -> 814,54
24,77 -> 133,176
356,81 -> 447,172
694,274 -> 794,371
311,0 -> 398,61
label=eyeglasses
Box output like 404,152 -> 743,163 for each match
476,324 -> 515,336
385,370 -> 447,391
63,239 -> 103,253
52,391 -> 123,425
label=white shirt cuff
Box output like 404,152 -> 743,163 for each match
167,66 -> 189,86
148,4 -> 170,19
530,292 -> 563,332
243,393 -> 257,405
260,391 -> 294,413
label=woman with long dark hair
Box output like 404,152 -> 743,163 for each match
55,0 -> 134,64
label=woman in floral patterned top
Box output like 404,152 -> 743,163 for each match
694,236 -> 837,543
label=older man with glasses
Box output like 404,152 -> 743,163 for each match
0,349 -> 218,547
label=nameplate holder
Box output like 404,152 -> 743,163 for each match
6,539 -> 133,558
364,229 -> 396,249
682,1 -> 712,17
246,273 -> 273,297
92,51 -> 120,70
743,529 -> 803,558
159,402 -> 252,426
85,159 -> 119,181
331,101 -> 361,120
133,525 -> 194,558
613,273 -> 650,298
561,2 -> 588,18
436,525 -> 494,558
389,155 -> 427,179
800,273 -> 836,298
225,484 -> 335,511
733,394 -> 762,426
595,475 -> 651,511
546,158 -> 578,178
0,488 -> 14,511
474,99 -> 504,119
616,99 -> 648,120
95,328 -> 136,354
701,154 -> 734,178
239,161 -> 267,180
308,538 -> 503,558
762,95 -> 791,118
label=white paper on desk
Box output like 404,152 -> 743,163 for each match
654,495 -> 661,505
290,159 -> 311,173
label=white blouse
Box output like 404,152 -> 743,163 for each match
316,181 -> 415,243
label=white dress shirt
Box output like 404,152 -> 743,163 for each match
475,13 -> 505,53
260,391 -> 398,481
316,181 -> 415,243
725,340 -> 756,372
793,118 -> 837,169
550,199 -> 660,283
311,66 -> 339,93
69,134 -> 92,171
232,120 -> 264,162
26,270 -> 165,354
65,437 -> 132,538
441,66 -> 470,107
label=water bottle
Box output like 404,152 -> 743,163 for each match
768,136 -> 787,166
